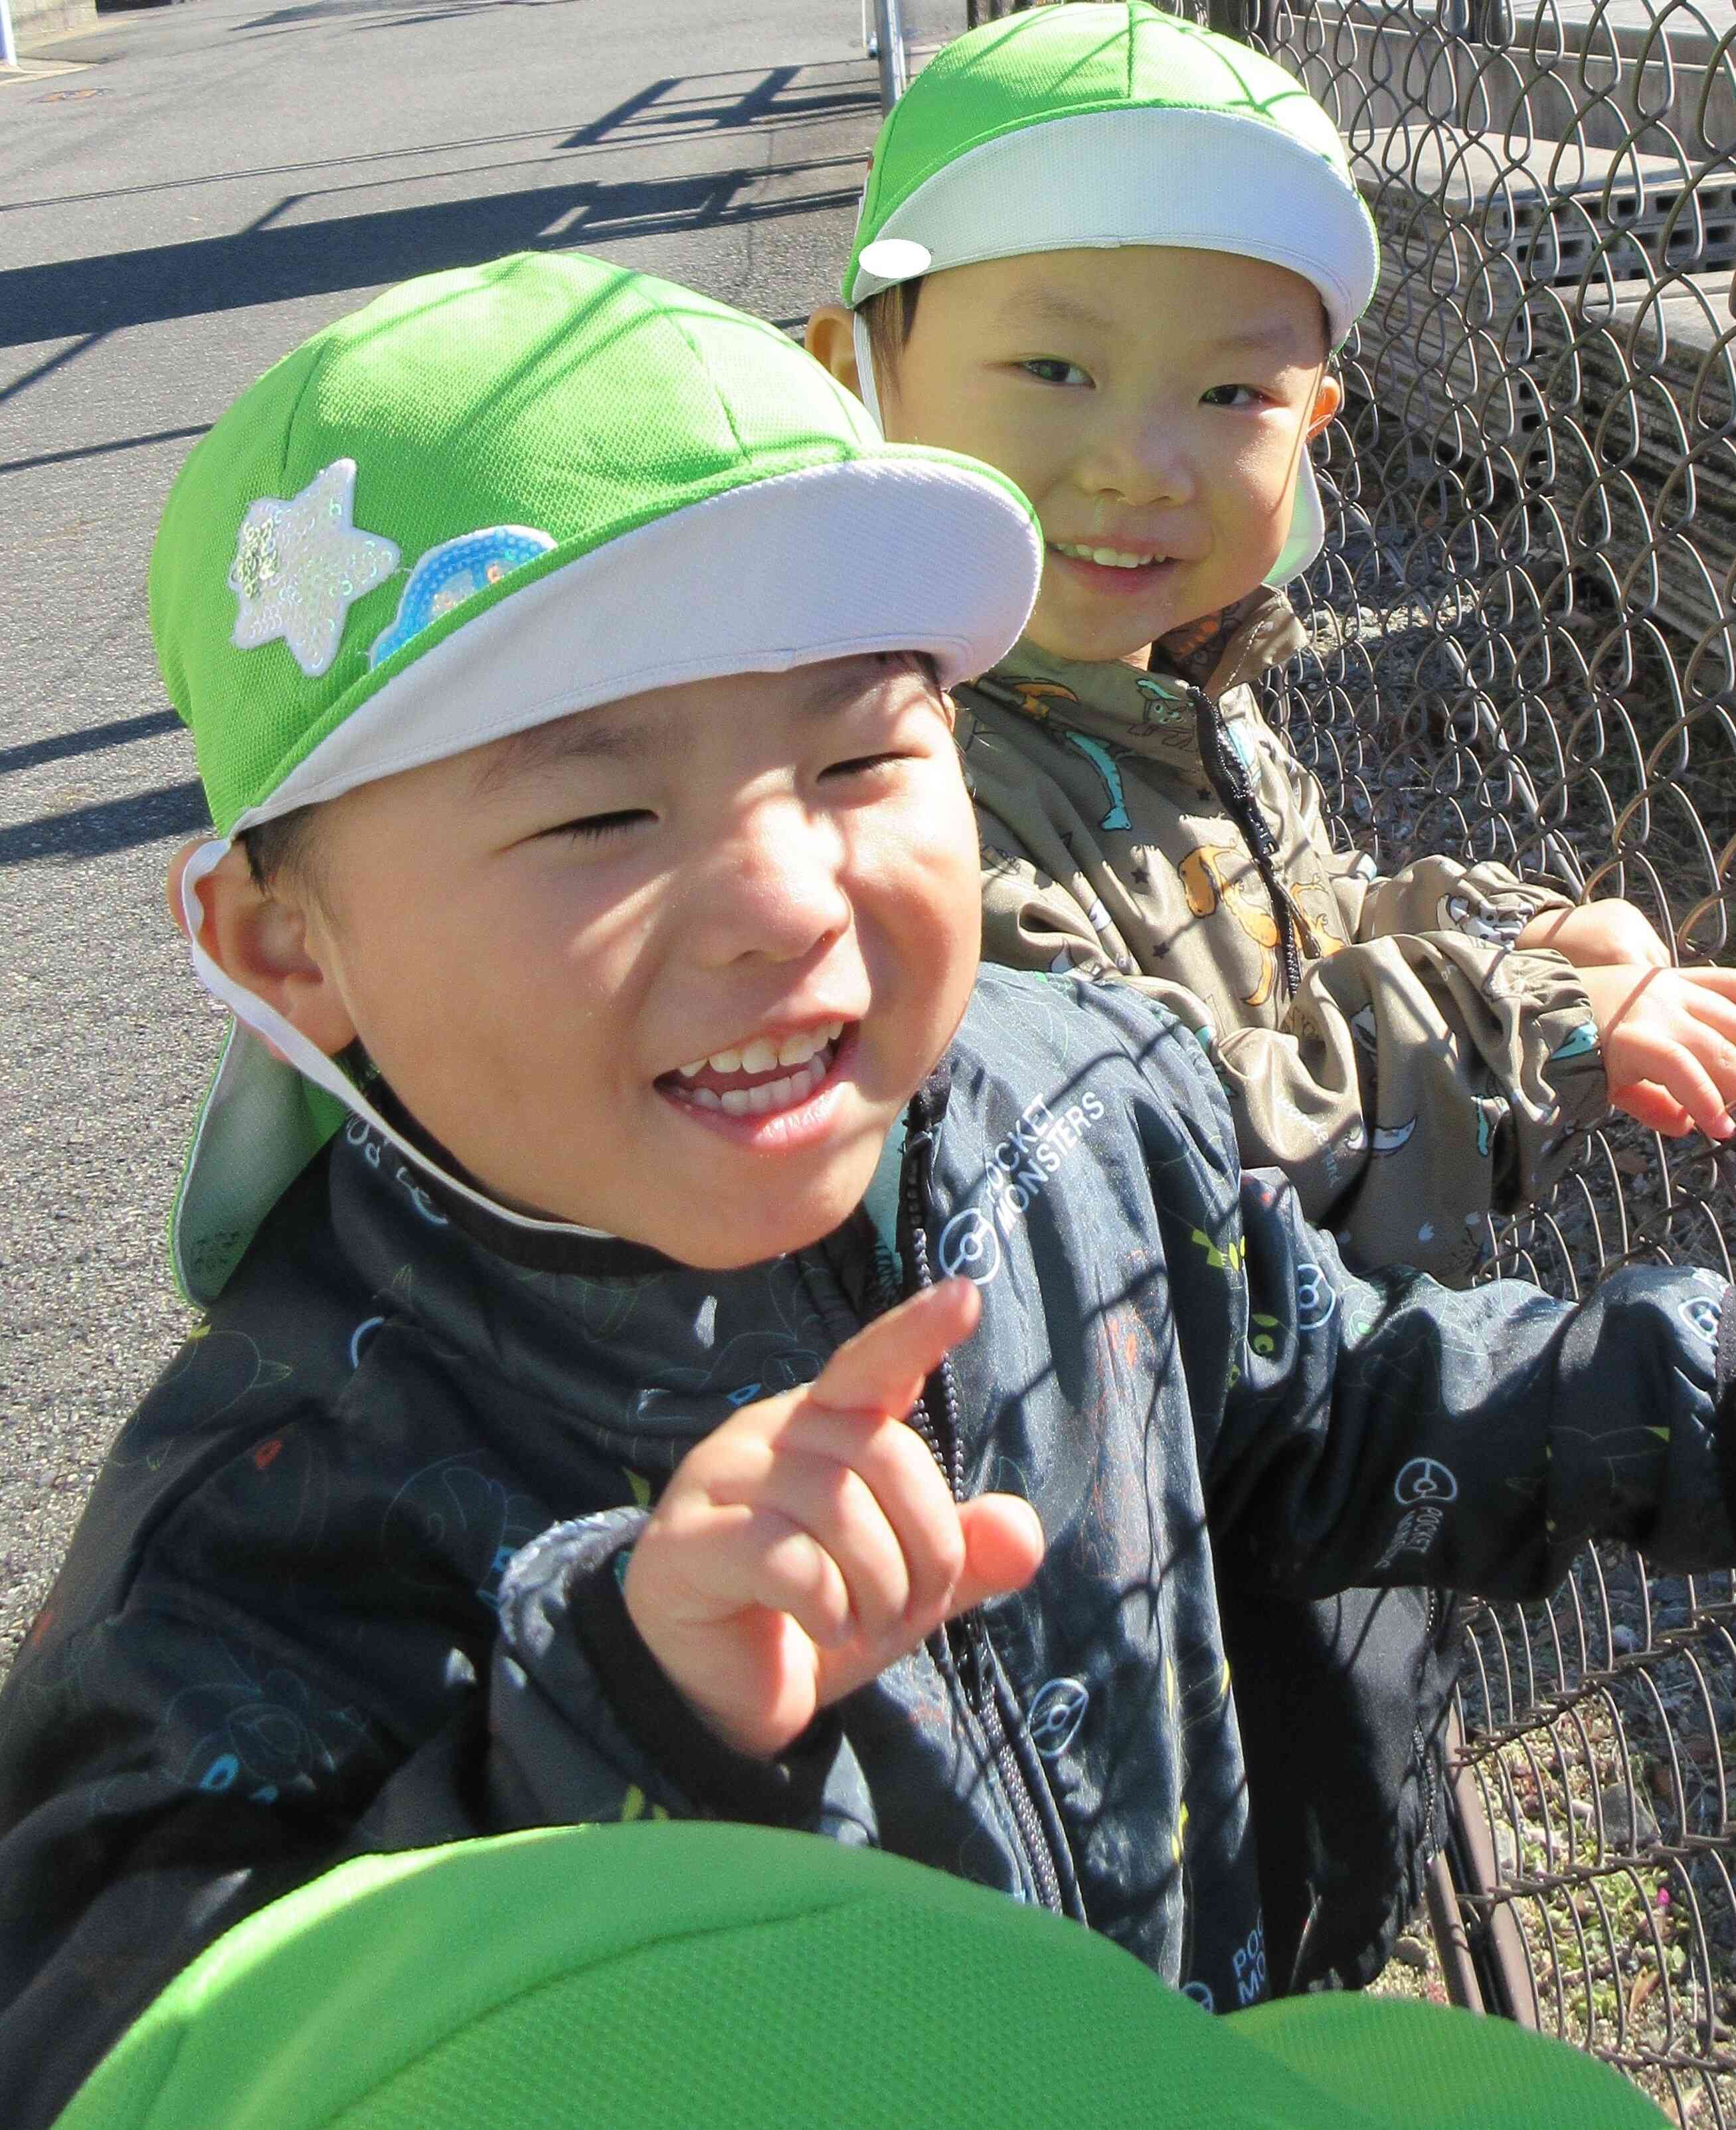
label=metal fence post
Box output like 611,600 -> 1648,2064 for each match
873,0 -> 907,110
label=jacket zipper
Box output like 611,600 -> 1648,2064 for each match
896,1091 -> 1067,1917
1415,1588 -> 1443,1858
1187,683 -> 1308,997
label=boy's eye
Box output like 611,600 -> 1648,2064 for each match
1201,384 -> 1266,408
1020,357 -> 1091,387
544,809 -> 654,843
821,752 -> 905,783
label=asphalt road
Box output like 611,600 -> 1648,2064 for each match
0,0 -> 893,1670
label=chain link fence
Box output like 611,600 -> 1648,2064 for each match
1243,0 -> 1736,2115
897,0 -> 1736,2113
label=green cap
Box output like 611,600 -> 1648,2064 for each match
153,250 -> 1040,838
53,1822 -> 1668,2130
153,251 -> 1042,1304
844,3 -> 1377,341
840,5 -> 1379,586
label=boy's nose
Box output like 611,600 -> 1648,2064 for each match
694,806 -> 853,967
1088,413 -> 1196,509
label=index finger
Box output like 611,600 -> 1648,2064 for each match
809,1278 -> 982,1423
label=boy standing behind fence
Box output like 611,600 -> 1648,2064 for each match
806,0 -> 1736,1994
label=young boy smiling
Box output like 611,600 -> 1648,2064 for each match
5,248 -> 1736,2129
806,0 -> 1736,1991
808,1 -> 1736,1272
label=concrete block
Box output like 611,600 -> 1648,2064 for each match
12,0 -> 98,53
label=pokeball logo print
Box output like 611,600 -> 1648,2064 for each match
1394,1457 -> 1458,1507
938,1206 -> 1001,1285
1678,1294 -> 1723,1345
1294,1263 -> 1336,1330
1026,1677 -> 1090,1759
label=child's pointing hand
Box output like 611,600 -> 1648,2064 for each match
623,1278 -> 1044,1759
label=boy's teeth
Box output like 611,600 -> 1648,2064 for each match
673,1045 -> 832,1120
776,1027 -> 826,1069
677,1021 -> 847,1081
1053,541 -> 1160,569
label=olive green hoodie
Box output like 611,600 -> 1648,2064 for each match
956,588 -> 1607,1284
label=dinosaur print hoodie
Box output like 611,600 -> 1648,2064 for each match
956,588 -> 1606,1287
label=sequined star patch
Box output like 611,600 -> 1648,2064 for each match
228,460 -> 400,679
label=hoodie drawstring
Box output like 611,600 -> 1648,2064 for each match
1189,683 -> 1304,999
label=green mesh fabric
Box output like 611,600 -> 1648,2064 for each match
1235,1996 -> 1669,2127
53,1823 -> 1665,2130
147,252 -> 1026,834
844,3 -> 1355,304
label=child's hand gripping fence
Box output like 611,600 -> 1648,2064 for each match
1224,0 -> 1735,2115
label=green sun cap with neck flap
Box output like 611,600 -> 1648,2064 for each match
150,250 -> 1042,1306
153,250 -> 1041,840
841,5 -> 1377,589
843,2 -> 1377,343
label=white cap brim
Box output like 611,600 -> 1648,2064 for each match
849,108 -> 1377,345
238,457 -> 1043,832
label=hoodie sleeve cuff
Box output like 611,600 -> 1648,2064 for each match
566,1538 -> 844,1828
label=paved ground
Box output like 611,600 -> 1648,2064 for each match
0,0 -> 893,1670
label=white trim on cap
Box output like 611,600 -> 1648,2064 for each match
852,313 -> 887,434
241,458 -> 1041,832
849,107 -> 1377,341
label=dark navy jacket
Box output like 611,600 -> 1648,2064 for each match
3,968 -> 1733,2129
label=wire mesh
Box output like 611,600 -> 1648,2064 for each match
1234,0 -> 1736,2113
907,0 -> 1735,2108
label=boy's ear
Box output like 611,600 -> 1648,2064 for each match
1306,372 -> 1344,441
805,306 -> 861,398
165,836 -> 359,1059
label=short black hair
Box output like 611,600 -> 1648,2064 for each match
864,272 -> 1335,373
238,802 -> 327,912
861,279 -> 925,385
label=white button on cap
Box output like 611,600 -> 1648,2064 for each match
857,237 -> 933,283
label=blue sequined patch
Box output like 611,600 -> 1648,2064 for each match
369,525 -> 556,668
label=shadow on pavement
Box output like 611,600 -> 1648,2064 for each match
1,162 -> 860,352
0,713 -> 183,781
1,422 -> 211,476
0,782 -> 209,865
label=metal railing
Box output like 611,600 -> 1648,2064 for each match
881,1 -> 1735,2114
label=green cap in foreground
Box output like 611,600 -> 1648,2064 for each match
150,251 -> 1042,1306
52,1822 -> 1666,2130
152,250 -> 1041,839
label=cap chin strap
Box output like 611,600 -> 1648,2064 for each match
179,836 -> 613,1241
851,313 -> 885,434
